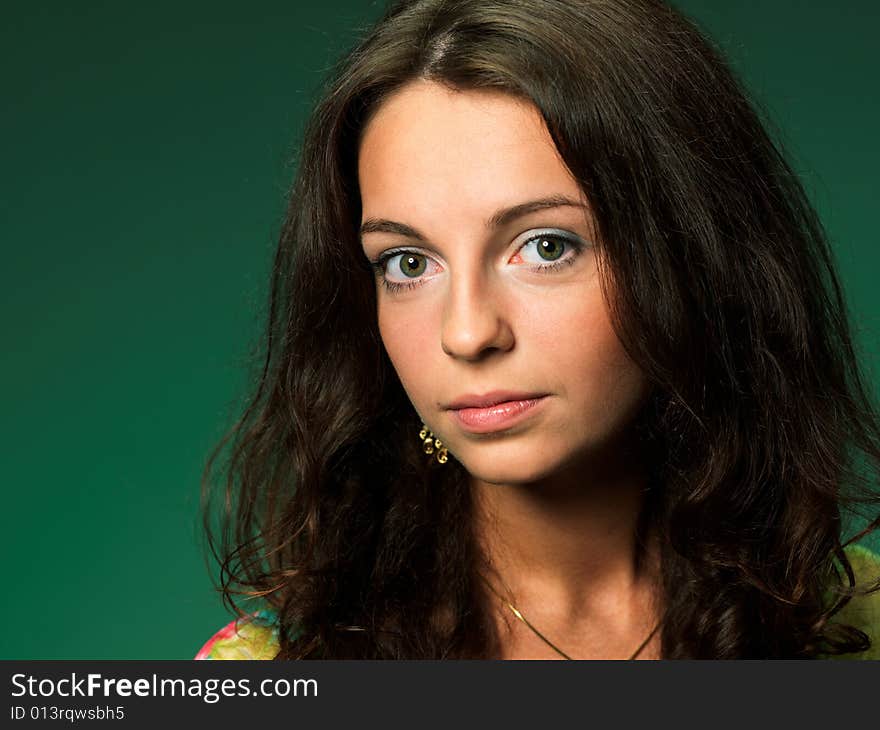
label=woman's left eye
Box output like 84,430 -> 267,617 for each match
511,231 -> 586,270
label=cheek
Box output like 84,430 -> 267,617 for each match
525,286 -> 612,363
378,302 -> 438,403
529,288 -> 645,407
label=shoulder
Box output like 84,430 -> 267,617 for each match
194,609 -> 281,660
826,544 -> 880,660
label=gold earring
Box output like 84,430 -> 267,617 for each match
419,423 -> 448,464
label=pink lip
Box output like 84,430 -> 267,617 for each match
446,393 -> 548,434
445,391 -> 547,410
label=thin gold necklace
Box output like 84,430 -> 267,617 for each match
482,576 -> 662,660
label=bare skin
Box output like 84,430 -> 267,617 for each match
475,445 -> 663,659
358,80 -> 662,659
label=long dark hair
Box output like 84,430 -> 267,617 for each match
202,0 -> 880,658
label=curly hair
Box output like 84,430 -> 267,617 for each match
202,0 -> 880,658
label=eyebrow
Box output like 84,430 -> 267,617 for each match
359,195 -> 588,241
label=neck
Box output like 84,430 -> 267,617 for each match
471,441 -> 662,656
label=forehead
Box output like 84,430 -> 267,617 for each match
357,80 -> 583,221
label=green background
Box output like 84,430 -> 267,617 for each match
3,1 -> 878,659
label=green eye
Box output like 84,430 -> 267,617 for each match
536,237 -> 564,261
398,253 -> 427,277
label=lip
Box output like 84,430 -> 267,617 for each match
446,392 -> 549,434
445,391 -> 547,410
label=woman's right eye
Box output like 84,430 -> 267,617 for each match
371,250 -> 441,293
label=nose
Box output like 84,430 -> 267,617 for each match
440,270 -> 514,361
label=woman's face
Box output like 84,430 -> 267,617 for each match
358,80 -> 650,484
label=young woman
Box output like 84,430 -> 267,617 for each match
197,0 -> 880,659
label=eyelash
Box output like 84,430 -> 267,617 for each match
369,233 -> 586,294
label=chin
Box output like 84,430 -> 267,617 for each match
450,427 -> 628,486
453,446 -> 567,486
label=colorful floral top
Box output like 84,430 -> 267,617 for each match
195,609 -> 282,660
195,545 -> 880,660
